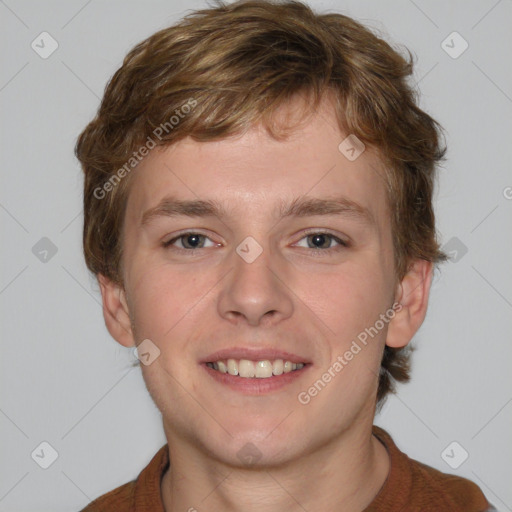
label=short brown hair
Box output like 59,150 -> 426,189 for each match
75,0 -> 446,405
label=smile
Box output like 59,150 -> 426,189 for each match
206,358 -> 306,379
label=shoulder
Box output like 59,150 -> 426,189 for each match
78,444 -> 169,511
409,458 -> 493,511
79,481 -> 135,511
371,426 -> 494,512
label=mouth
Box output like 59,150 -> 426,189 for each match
206,358 -> 306,379
201,348 -> 311,394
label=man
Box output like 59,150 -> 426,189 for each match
76,1 -> 495,510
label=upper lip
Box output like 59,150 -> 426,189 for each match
201,347 -> 310,364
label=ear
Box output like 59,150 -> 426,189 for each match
386,259 -> 433,349
97,273 -> 135,348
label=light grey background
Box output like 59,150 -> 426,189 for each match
1,0 -> 511,510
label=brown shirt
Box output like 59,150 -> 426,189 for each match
81,426 -> 494,511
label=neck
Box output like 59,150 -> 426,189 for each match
161,419 -> 389,512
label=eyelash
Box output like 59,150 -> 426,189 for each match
162,230 -> 349,255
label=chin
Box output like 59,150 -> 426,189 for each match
210,436 -> 301,470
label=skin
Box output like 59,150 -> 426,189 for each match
99,95 -> 432,511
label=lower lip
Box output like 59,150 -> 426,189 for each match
202,364 -> 309,394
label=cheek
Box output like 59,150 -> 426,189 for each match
126,260 -> 205,342
322,260 -> 392,329
128,263 -> 206,405
308,265 -> 391,402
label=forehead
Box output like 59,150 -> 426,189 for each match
124,97 -> 389,226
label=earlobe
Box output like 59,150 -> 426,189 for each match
97,273 -> 135,348
386,260 -> 433,349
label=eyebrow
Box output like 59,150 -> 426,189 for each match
140,195 -> 374,226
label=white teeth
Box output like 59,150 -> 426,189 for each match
209,358 -> 305,378
255,360 -> 273,378
227,358 -> 238,376
272,359 -> 284,376
238,359 -> 255,378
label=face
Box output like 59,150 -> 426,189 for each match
112,97 -> 402,466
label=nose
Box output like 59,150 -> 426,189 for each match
217,241 -> 294,327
